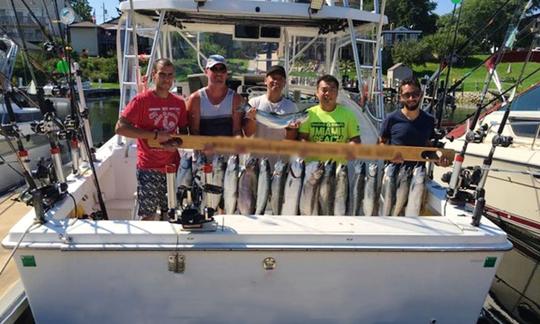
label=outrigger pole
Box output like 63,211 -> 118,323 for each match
471,33 -> 537,226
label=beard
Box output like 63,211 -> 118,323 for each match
403,101 -> 420,111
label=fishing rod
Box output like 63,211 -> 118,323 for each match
1,89 -> 46,222
10,5 -> 66,186
8,0 -> 40,102
7,0 -> 66,185
7,1 -> 107,220
451,66 -> 540,126
426,2 -> 460,116
447,26 -> 537,95
426,0 -> 515,111
471,38 -> 536,227
19,0 -> 56,44
446,0 -> 532,200
40,1 -> 109,219
434,2 -> 464,136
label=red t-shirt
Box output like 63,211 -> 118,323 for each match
121,90 -> 187,171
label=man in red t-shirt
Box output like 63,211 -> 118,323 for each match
115,58 -> 188,220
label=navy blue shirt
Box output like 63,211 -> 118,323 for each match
380,109 -> 435,146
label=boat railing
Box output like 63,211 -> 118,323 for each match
531,124 -> 540,149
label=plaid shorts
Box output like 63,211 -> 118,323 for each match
136,169 -> 168,217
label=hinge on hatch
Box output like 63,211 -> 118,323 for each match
168,252 -> 185,273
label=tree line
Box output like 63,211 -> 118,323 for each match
383,0 -> 539,67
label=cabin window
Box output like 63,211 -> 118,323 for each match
509,118 -> 540,138
234,25 -> 259,40
511,86 -> 540,112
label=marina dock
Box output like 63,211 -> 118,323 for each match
0,190 -> 30,323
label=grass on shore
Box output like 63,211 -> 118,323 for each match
412,55 -> 540,92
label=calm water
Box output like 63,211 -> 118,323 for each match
87,97 -> 120,147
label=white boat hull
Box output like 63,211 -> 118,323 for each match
6,213 -> 510,324
435,133 -> 540,242
0,134 -> 512,323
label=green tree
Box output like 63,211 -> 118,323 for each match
385,0 -> 438,35
421,31 -> 468,61
391,39 -> 429,66
70,0 -> 93,22
437,0 -> 539,52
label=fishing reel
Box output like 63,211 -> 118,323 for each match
31,112 -> 64,135
465,124 -> 488,144
31,156 -> 66,185
442,166 -> 482,204
43,41 -> 63,58
430,128 -> 448,148
62,115 -> 80,133
19,183 -> 67,212
492,134 -> 513,147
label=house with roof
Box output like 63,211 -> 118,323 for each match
69,18 -> 151,57
382,26 -> 422,47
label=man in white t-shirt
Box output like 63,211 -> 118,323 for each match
243,65 -> 298,140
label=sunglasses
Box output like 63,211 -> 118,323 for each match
210,65 -> 227,73
401,91 -> 421,99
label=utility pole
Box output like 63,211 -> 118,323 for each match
102,2 -> 107,23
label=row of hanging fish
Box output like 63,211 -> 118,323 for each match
176,151 -> 427,216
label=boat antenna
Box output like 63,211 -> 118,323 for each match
471,26 -> 537,227
446,0 -> 533,200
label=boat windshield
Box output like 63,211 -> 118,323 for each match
511,85 -> 540,111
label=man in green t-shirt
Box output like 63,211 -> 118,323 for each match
299,74 -> 361,146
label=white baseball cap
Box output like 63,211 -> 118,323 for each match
205,54 -> 227,69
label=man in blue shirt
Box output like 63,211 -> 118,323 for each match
379,78 -> 433,146
379,77 -> 450,166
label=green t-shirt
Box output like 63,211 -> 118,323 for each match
299,104 -> 360,142
298,104 -> 360,161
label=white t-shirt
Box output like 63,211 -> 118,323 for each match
246,95 -> 298,172
248,95 -> 298,140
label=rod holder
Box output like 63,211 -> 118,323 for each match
51,146 -> 65,183
166,164 -> 177,212
17,149 -> 31,175
70,138 -> 80,174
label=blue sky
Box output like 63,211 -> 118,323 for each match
88,0 -> 455,25
88,0 -> 120,24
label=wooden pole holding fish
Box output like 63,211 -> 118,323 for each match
148,135 -> 454,163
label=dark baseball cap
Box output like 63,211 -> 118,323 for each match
266,65 -> 286,78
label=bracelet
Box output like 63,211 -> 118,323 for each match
153,130 -> 158,140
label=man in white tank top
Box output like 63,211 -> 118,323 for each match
187,54 -> 244,136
